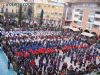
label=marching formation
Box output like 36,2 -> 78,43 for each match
1,30 -> 100,75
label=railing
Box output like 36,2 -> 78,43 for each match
95,14 -> 100,18
94,21 -> 100,26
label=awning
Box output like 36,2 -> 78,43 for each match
62,26 -> 80,31
62,26 -> 71,29
70,27 -> 80,31
81,32 -> 94,37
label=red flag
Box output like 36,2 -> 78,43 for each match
30,60 -> 35,66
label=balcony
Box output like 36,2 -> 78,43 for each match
94,21 -> 100,26
95,14 -> 100,18
73,17 -> 79,21
74,11 -> 80,15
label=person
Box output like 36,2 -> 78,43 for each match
8,59 -> 10,69
62,62 -> 67,71
0,32 -> 2,37
0,44 -> 2,50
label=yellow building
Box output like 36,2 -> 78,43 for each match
34,3 -> 64,20
0,0 -> 64,20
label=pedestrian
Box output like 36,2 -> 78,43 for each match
8,59 -> 10,69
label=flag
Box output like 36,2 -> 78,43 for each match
30,60 -> 35,66
23,51 -> 29,58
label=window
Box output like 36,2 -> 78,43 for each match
6,8 -> 8,12
37,13 -> 41,17
74,21 -> 77,23
37,5 -> 41,8
55,12 -> 57,15
74,21 -> 81,26
3,5 -> 5,8
80,10 -> 83,14
24,0 -> 27,1
74,15 -> 79,18
6,4 -> 8,6
44,5 -> 46,8
24,7 -> 27,11
48,5 -> 50,7
77,22 -> 81,26
12,9 -> 14,13
93,25 -> 99,29
89,11 -> 95,16
16,9 -> 18,13
79,16 -> 82,20
75,9 -> 80,12
98,3 -> 100,7
95,11 -> 100,14
52,6 -> 54,8
47,15 -> 49,18
88,17 -> 94,22
87,23 -> 92,29
59,13 -> 62,16
1,8 -> 4,13
94,18 -> 100,21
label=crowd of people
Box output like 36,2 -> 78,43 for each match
0,15 -> 17,26
0,29 -> 100,75
0,15 -> 63,32
0,15 -> 61,29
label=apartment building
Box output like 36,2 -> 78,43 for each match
64,0 -> 100,36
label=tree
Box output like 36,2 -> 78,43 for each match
18,4 -> 22,27
39,9 -> 44,25
27,6 -> 32,19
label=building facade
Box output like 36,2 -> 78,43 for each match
0,0 -> 64,20
65,0 -> 100,36
0,1 -> 27,15
34,3 -> 64,20
33,0 -> 64,20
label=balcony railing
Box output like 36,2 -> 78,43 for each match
94,21 -> 100,26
